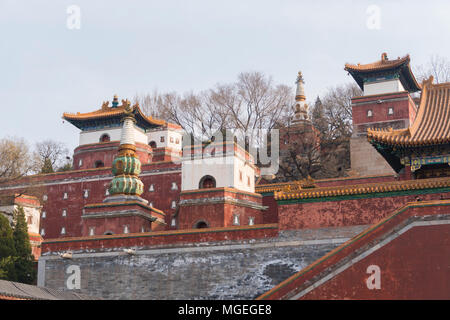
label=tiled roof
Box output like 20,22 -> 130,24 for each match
344,54 -> 410,72
0,280 -> 99,300
274,176 -> 450,201
63,103 -> 167,127
344,53 -> 421,92
368,77 -> 450,147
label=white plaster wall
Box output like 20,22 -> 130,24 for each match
182,154 -> 255,193
148,130 -> 167,148
364,79 -> 404,96
0,205 -> 40,234
79,128 -> 121,145
22,206 -> 40,234
79,126 -> 148,146
147,129 -> 182,150
133,127 -> 148,145
233,156 -> 255,193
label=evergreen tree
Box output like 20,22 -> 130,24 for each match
13,206 -> 36,284
0,214 -> 17,281
40,158 -> 54,174
310,96 -> 329,138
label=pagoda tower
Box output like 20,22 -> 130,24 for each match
345,53 -> 421,176
276,71 -> 321,182
81,101 -> 166,236
292,71 -> 309,123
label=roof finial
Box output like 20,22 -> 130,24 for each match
296,71 -> 304,84
381,52 -> 388,61
112,95 -> 119,108
295,70 -> 306,101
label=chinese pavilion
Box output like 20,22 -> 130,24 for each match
345,53 -> 421,176
368,76 -> 450,179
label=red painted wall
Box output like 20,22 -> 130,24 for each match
258,200 -> 450,300
178,188 -> 264,229
0,161 -> 181,239
81,202 -> 161,236
73,142 -> 153,170
351,92 -> 416,129
301,223 -> 450,299
41,224 -> 279,253
278,191 -> 450,230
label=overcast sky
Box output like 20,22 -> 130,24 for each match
1,0 -> 449,154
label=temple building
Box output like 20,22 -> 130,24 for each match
62,95 -> 183,169
0,194 -> 43,260
81,100 -> 167,236
345,53 -> 421,176
0,53 -> 449,300
276,71 -> 321,182
368,76 -> 450,179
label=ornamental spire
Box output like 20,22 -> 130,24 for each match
293,71 -> 309,122
112,94 -> 119,108
108,101 -> 144,196
295,71 -> 306,101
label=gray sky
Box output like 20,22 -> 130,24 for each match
1,0 -> 449,154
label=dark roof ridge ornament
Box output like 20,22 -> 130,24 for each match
112,94 -> 119,108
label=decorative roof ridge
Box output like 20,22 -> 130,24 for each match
256,174 -> 398,193
368,76 -> 450,146
344,53 -> 410,72
274,177 -> 450,200
62,98 -> 168,127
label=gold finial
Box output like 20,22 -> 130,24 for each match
296,71 -> 304,83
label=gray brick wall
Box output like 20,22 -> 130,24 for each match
39,225 -> 368,299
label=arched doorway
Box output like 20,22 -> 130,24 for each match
199,175 -> 216,189
194,220 -> 208,229
94,160 -> 105,168
149,141 -> 157,148
100,134 -> 110,142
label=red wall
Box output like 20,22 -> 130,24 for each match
41,224 -> 279,253
301,223 -> 450,299
178,188 -> 264,229
278,191 -> 449,230
1,161 -> 181,239
351,92 -> 416,129
73,142 -> 153,170
258,200 -> 450,300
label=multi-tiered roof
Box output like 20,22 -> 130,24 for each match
368,76 -> 450,173
62,95 -> 166,131
344,53 -> 421,93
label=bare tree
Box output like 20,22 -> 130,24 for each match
34,140 -> 69,173
276,125 -> 322,181
0,137 -> 36,182
415,54 -> 450,84
320,83 -> 361,140
135,71 -> 293,144
133,89 -> 164,119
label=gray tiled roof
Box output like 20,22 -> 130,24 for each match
0,280 -> 100,300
